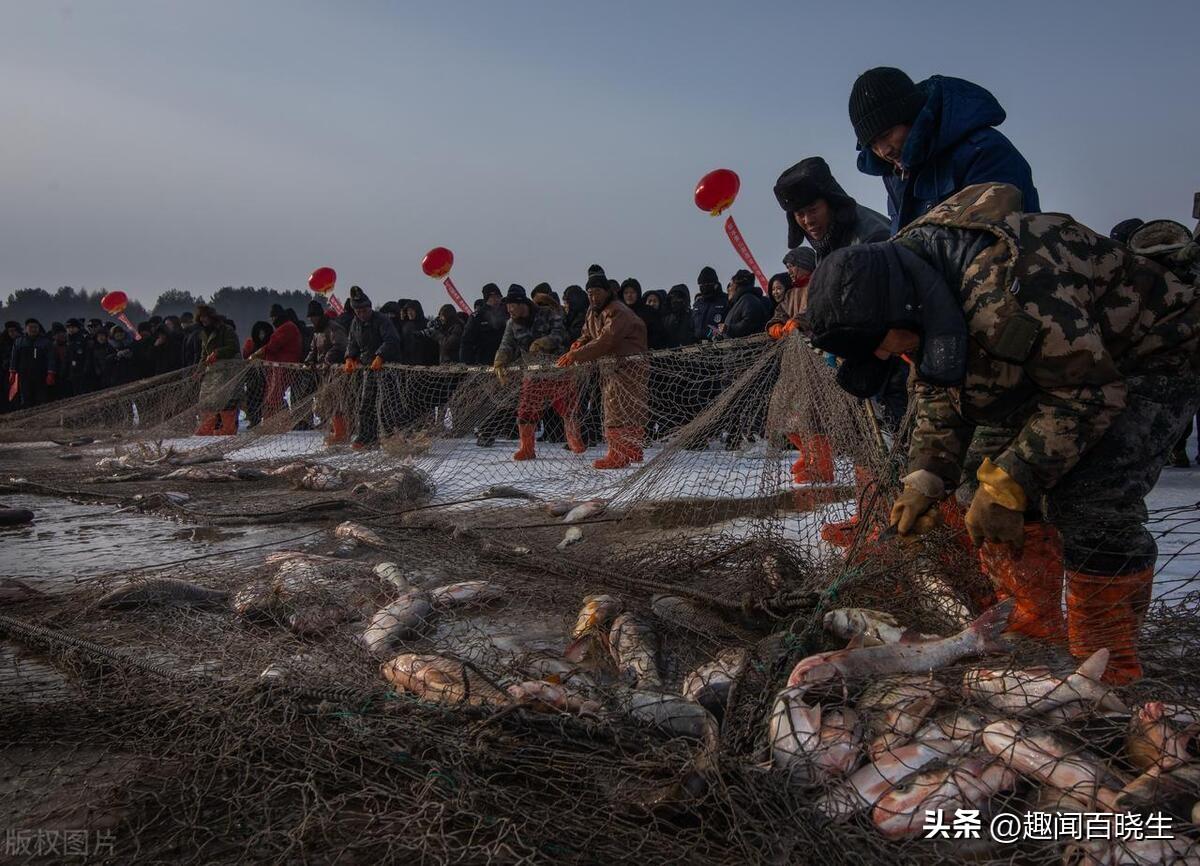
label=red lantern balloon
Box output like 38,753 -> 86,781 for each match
308,266 -> 336,295
100,290 -> 128,315
694,169 -> 741,216
421,247 -> 454,279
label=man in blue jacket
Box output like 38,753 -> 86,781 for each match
849,67 -> 1040,232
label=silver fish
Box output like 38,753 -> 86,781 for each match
609,612 -> 661,689
816,737 -> 973,820
1126,701 -> 1200,773
484,485 -> 537,501
506,681 -> 602,717
296,466 -> 347,491
823,608 -> 940,647
624,689 -> 719,749
564,594 -> 622,664
788,600 -> 1014,687
857,674 -> 950,760
286,604 -> 351,636
232,580 -> 282,620
682,648 -> 748,717
162,466 -> 239,482
769,686 -> 863,781
269,461 -> 313,477
1118,762 -> 1200,815
650,594 -> 747,642
982,719 -> 1126,810
381,653 -> 509,706
334,521 -> 386,548
872,753 -> 1018,840
544,500 -> 574,517
962,648 -> 1127,717
912,709 -> 998,745
912,555 -> 974,627
373,562 -> 411,591
97,578 -> 230,608
557,526 -> 584,550
429,580 -> 505,610
562,500 -> 606,523
360,592 -> 436,653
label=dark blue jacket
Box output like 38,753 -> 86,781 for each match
857,76 -> 1040,233
692,289 -> 728,342
722,285 -> 771,339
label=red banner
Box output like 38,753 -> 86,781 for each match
116,312 -> 142,341
327,293 -> 344,315
724,215 -> 769,294
443,277 -> 470,314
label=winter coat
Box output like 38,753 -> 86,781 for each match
494,303 -> 567,366
857,76 -> 1040,233
149,331 -> 183,377
889,182 -> 1197,501
259,319 -> 303,363
10,334 -> 56,380
641,291 -> 671,349
422,317 -> 465,364
63,333 -> 90,391
692,288 -> 729,342
562,286 -> 589,343
722,284 -> 772,339
661,286 -> 697,348
766,279 -> 810,335
181,325 -> 202,367
460,304 -> 508,365
572,298 -> 649,429
197,320 -> 243,409
346,311 -> 402,364
86,341 -> 115,391
306,319 -> 348,365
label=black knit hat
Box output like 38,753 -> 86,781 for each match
269,303 -> 287,320
697,266 -> 719,287
306,300 -> 325,318
731,269 -> 755,289
587,264 -> 606,278
504,284 -> 528,303
531,282 -> 552,298
350,294 -> 373,310
620,277 -> 642,295
585,273 -> 610,291
66,318 -> 82,328
481,282 -> 501,300
848,67 -> 926,147
783,247 -> 817,273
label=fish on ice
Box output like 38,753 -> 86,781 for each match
682,648 -> 748,717
428,580 -> 505,610
822,608 -> 940,647
97,577 -> 230,609
380,653 -> 510,706
871,753 -> 1018,839
562,500 -> 606,523
787,600 -> 1014,687
962,648 -> 1127,718
360,592 -> 436,653
564,594 -> 622,664
609,612 -> 662,689
557,526 -> 584,551
334,521 -> 386,548
768,686 -> 862,781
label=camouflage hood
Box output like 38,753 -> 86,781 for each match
900,182 -> 1024,286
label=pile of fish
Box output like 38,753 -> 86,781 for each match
378,590 -> 747,754
768,601 -> 1200,858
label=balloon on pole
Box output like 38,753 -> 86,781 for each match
308,266 -> 343,315
100,291 -> 141,340
421,247 -> 469,314
693,168 -> 769,294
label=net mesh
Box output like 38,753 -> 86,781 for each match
1,335 -> 1198,864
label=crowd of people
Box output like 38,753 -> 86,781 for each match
6,66 -> 1200,686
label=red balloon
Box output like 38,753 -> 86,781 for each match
694,168 -> 741,216
421,247 -> 454,279
308,266 -> 337,295
100,290 -> 128,315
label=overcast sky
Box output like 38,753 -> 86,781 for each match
3,0 -> 1197,310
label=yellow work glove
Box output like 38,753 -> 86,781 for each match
528,337 -> 556,354
493,365 -> 509,386
889,469 -> 946,538
965,458 -> 1027,550
370,355 -> 384,371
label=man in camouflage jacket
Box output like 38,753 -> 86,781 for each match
805,182 -> 1200,684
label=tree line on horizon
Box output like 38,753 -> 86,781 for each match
1,286 -> 316,332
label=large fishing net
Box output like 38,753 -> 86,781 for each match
1,335 -> 1199,864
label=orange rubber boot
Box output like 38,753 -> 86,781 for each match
325,413 -> 348,446
786,434 -> 809,482
1066,566 -> 1154,685
194,414 -> 218,436
792,434 -> 835,484
593,427 -> 633,470
628,427 -> 644,463
513,423 -> 537,461
978,523 -> 1066,642
565,419 -> 586,455
217,409 -> 239,436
